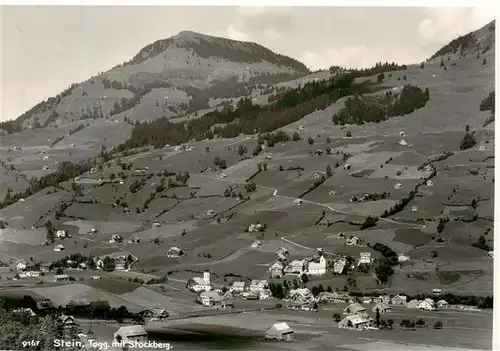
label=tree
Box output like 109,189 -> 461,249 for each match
237,144 -> 247,156
440,57 -> 445,67
245,182 -> 257,193
377,72 -> 385,82
257,163 -> 262,172
465,124 -> 470,132
420,62 -> 425,69
433,320 -> 443,329
460,132 -> 476,150
102,256 -> 116,272
292,132 -> 301,141
308,137 -> 314,145
252,145 -> 262,156
301,273 -> 309,284
346,130 -> 352,138
263,163 -> 268,171
45,220 -> 55,243
110,173 -> 116,180
375,308 -> 381,327
482,58 -> 487,65
333,312 -> 341,322
326,165 -> 332,177
312,301 -> 319,311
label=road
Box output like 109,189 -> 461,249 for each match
195,173 -> 425,229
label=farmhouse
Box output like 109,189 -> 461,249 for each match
344,303 -> 366,315
53,274 -> 71,282
317,292 -> 348,304
362,297 -> 373,304
167,247 -> 184,258
338,314 -> 373,330
138,308 -> 169,322
293,199 -> 303,205
432,288 -> 443,294
56,229 -> 69,238
251,240 -> 262,248
109,234 -> 123,243
53,244 -> 65,252
418,298 -> 436,311
406,299 -> 421,309
346,236 -> 360,246
13,308 -> 36,316
426,180 -> 434,187
358,252 -> 372,265
25,270 -> 41,277
398,254 -> 410,262
249,280 -> 268,292
114,325 -> 148,346
284,259 -> 307,275
197,290 -> 223,307
18,198 -> 25,204
269,261 -> 284,278
287,288 -> 313,305
394,183 -> 403,190
390,294 -> 407,305
152,222 -> 161,228
128,236 -> 140,243
186,270 -> 212,292
265,322 -> 294,341
372,302 -> 391,314
15,260 -> 27,272
206,209 -> 215,216
488,251 -> 493,258
437,299 -> 449,308
248,223 -> 264,232
375,295 -> 391,304
229,281 -> 246,293
308,255 -> 327,276
59,315 -> 76,328
276,247 -> 289,261
259,289 -> 272,300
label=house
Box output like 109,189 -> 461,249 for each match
317,292 -> 348,304
249,280 -> 268,292
109,234 -> 123,243
276,247 -> 289,261
338,314 -> 373,330
426,180 -> 434,187
43,165 -> 49,171
53,244 -> 65,252
25,270 -> 41,277
362,297 -> 373,304
241,291 -> 259,300
398,254 -> 410,262
88,228 -> 98,234
40,263 -> 51,273
251,240 -> 262,248
59,315 -> 76,328
284,260 -> 307,275
229,281 -> 246,293
152,222 -> 161,228
18,198 -> 25,204
115,259 -> 127,271
390,294 -> 407,305
220,300 -> 235,309
406,299 -> 421,309
308,256 -> 327,276
114,325 -> 148,346
375,295 -> 391,304
343,303 -> 366,315
259,289 -> 272,300
398,139 -> 408,146
394,183 -> 403,190
346,236 -> 360,246
488,251 -> 494,258
265,322 -> 294,341
174,146 -> 182,151
344,164 -> 351,170
15,260 -> 27,272
43,155 -> 49,161
287,288 -> 313,304
332,258 -> 347,274
411,206 -> 418,212
358,252 -> 372,265
197,290 -> 223,307
167,247 -> 184,258
312,248 -> 324,260
186,270 -> 212,292
138,308 -> 169,322
128,236 -> 140,244
293,199 -> 303,205
432,288 -> 443,295
400,131 -> 405,137
56,229 -> 69,238
53,274 -> 71,283
437,300 -> 449,309
372,302 -> 391,314
269,261 -> 284,278
206,209 -> 215,216
248,223 -> 263,232
418,298 -> 436,311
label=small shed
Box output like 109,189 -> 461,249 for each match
372,302 -> 391,314
265,322 -> 294,341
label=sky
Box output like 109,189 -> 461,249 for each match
0,6 -> 495,121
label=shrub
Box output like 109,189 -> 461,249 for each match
460,132 -> 476,150
433,320 -> 443,329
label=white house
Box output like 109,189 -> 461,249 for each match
152,222 -> 161,228
265,322 -> 294,341
426,180 -> 434,187
196,291 -> 223,307
390,294 -> 407,305
284,260 -> 307,275
167,247 -> 184,258
488,251 -> 494,258
13,308 -> 36,316
109,234 -> 123,243
114,325 -> 148,346
276,247 -> 289,261
418,298 -> 436,311
338,314 -> 373,330
249,280 -> 268,292
186,270 -> 212,292
15,261 -> 27,272
293,199 -> 303,205
251,240 -> 262,248
406,299 -> 421,309
56,230 -> 69,239
398,139 -> 408,146
398,254 -> 410,262
308,256 -> 327,276
53,274 -> 71,283
248,224 -> 263,232
54,244 -> 65,252
346,236 -> 360,246
25,270 -> 41,277
229,281 -> 246,293
411,206 -> 418,212
394,183 -> 403,190
358,252 -> 372,265
269,261 -> 284,278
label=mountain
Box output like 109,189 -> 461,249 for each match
11,31 -> 310,130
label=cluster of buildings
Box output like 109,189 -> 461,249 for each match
269,248 -> 328,278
